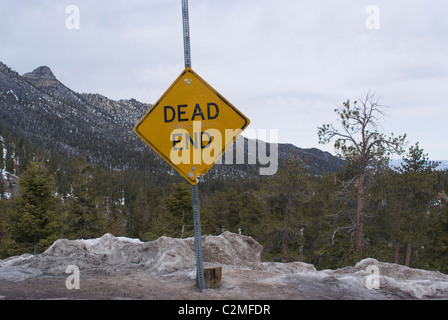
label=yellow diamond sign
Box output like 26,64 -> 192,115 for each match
134,68 -> 250,185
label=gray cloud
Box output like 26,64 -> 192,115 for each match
1,0 -> 447,159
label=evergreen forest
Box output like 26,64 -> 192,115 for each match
1,94 -> 448,273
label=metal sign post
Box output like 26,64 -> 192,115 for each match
182,0 -> 191,69
191,182 -> 205,292
134,0 -> 250,292
182,0 -> 205,292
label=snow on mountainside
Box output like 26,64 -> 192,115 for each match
0,61 -> 344,177
1,232 -> 448,300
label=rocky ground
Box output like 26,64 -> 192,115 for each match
1,232 -> 448,300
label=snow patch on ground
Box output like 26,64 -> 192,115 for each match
1,232 -> 448,299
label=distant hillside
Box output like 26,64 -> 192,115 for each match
389,159 -> 448,171
0,62 -> 344,179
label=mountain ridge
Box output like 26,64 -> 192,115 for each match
0,61 -> 344,178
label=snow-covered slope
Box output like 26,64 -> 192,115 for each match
1,232 -> 448,300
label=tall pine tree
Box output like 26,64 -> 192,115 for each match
396,143 -> 439,266
256,154 -> 313,262
318,92 -> 406,254
165,183 -> 193,238
6,160 -> 63,254
65,156 -> 106,239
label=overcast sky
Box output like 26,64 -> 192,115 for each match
1,0 -> 447,160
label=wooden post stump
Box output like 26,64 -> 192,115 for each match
202,265 -> 222,289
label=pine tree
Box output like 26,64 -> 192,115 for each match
128,187 -> 152,238
201,184 -> 263,236
303,172 -> 352,269
65,156 -> 106,239
377,143 -> 439,267
426,198 -> 448,273
318,92 -> 406,254
397,143 -> 438,266
165,183 -> 193,238
255,154 -> 313,262
5,160 -> 63,254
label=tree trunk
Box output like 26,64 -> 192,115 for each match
181,210 -> 185,238
405,242 -> 412,267
394,242 -> 400,264
281,228 -> 288,259
355,173 -> 365,254
394,201 -> 402,264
